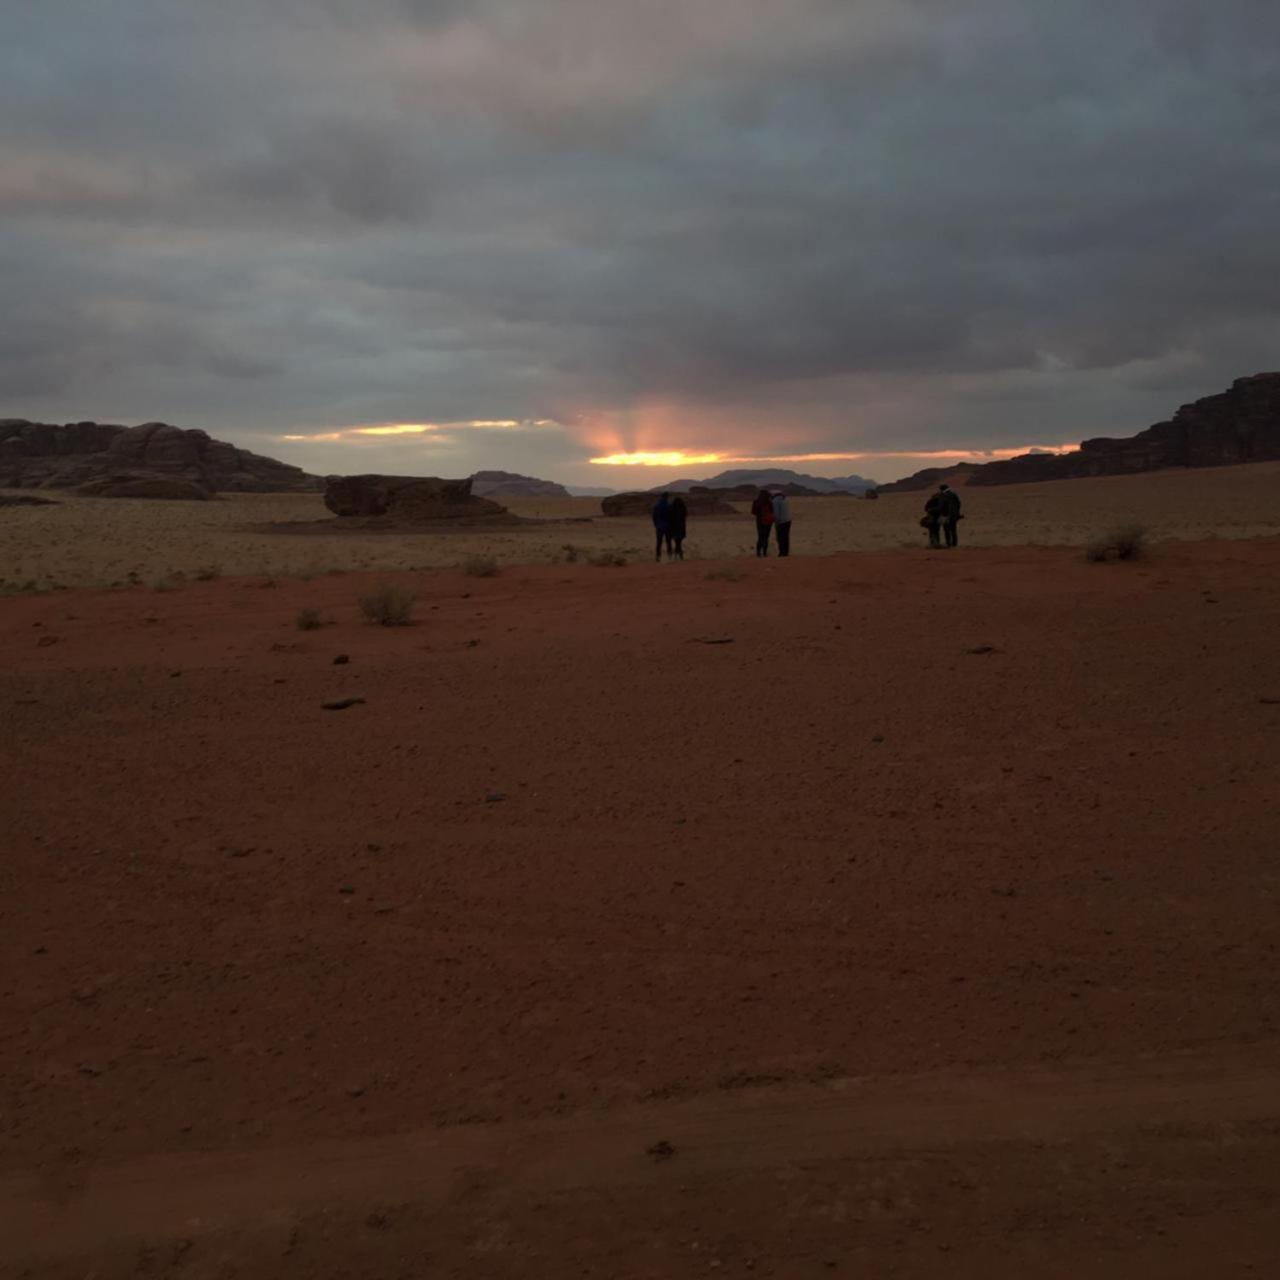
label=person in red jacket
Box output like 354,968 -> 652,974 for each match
750,488 -> 775,556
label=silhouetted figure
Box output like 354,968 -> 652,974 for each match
652,492 -> 674,561
751,488 -> 775,556
772,491 -> 793,556
922,492 -> 942,548
939,483 -> 962,547
669,495 -> 688,560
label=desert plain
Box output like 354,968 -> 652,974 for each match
3,463 -> 1280,1277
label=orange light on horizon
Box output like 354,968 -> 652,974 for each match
352,423 -> 437,436
589,444 -> 1080,467
589,451 -> 727,467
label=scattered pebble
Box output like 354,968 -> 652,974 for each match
646,1139 -> 676,1160
322,697 -> 365,710
333,654 -> 350,665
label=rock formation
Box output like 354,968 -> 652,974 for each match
876,464 -> 976,494
76,473 -> 212,500
0,420 -> 320,493
324,474 -> 511,522
881,374 -> 1280,491
469,470 -> 570,498
601,490 -> 739,517
967,373 -> 1280,486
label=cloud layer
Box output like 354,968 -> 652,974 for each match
4,1 -> 1279,482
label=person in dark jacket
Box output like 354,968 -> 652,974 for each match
771,490 -> 793,556
668,495 -> 688,560
938,483 -> 962,547
652,493 -> 673,561
750,488 -> 775,556
922,492 -> 942,548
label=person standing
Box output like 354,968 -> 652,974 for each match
922,491 -> 942,548
938,483 -> 962,548
772,490 -> 793,556
750,488 -> 775,556
652,492 -> 673,562
668,495 -> 688,560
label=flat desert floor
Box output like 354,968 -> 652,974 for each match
5,459 -> 1280,590
2,513 -> 1279,1275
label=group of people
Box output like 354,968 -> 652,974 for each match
749,488 -> 793,557
651,487 -> 795,560
922,483 -> 963,548
650,492 -> 689,560
650,481 -> 966,561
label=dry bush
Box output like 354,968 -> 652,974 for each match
462,554 -> 500,578
194,565 -> 221,581
296,607 -> 323,631
1085,523 -> 1148,563
587,549 -> 627,567
359,584 -> 414,626
560,543 -> 580,563
1113,523 -> 1148,560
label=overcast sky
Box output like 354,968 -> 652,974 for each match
3,1 -> 1278,485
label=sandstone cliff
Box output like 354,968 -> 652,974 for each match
0,420 -> 320,493
880,374 -> 1280,492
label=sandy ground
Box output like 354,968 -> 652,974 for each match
5,459 -> 1280,589
2,533 -> 1279,1276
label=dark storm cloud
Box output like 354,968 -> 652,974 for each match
2,1 -> 1278,479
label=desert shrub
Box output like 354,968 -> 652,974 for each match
1085,523 -> 1148,563
359,584 -> 414,626
587,549 -> 627,567
194,565 -> 221,581
152,577 -> 179,592
560,543 -> 580,563
705,566 -> 744,582
1112,523 -> 1147,560
296,607 -> 323,630
462,554 -> 500,578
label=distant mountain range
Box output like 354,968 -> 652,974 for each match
652,468 -> 878,494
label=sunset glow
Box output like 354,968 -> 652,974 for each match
588,451 -> 727,467
588,444 -> 1078,467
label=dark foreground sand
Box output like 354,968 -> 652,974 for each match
2,540 -> 1278,1276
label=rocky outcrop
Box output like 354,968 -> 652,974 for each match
76,473 -> 212,500
324,474 -> 510,521
882,373 -> 1280,491
469,469 -> 569,498
876,464 -> 976,494
602,490 -> 738,517
0,420 -> 320,492
0,493 -> 59,507
967,373 -> 1280,486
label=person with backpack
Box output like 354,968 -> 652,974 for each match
652,492 -> 674,562
750,488 -> 775,556
668,494 -> 688,560
938,483 -> 962,548
771,490 -> 793,556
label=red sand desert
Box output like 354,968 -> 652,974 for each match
3,537 -> 1279,1276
